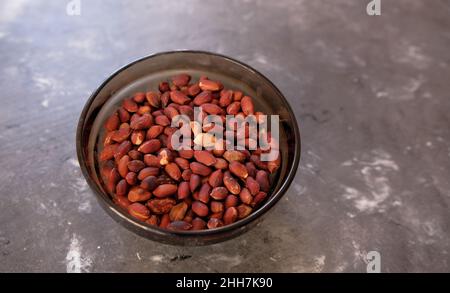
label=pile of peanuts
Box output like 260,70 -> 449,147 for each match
98,74 -> 280,231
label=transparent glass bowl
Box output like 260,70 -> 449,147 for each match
76,51 -> 301,245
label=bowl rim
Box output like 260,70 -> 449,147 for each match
76,50 -> 301,237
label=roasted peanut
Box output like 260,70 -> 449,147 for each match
192,217 -> 206,230
207,218 -> 224,229
147,198 -> 176,214
146,92 -> 161,108
153,184 -> 178,198
165,162 -> 181,181
208,169 -> 223,188
171,74 -> 191,87
128,203 -> 150,221
192,201 -> 209,217
140,175 -> 158,191
99,73 -> 279,230
128,186 -> 151,202
229,161 -> 249,179
122,99 -> 138,113
137,167 -> 159,180
194,150 -> 217,166
177,181 -> 190,200
167,221 -> 192,231
223,150 -> 246,163
239,188 -> 253,205
223,207 -> 238,225
193,91 -> 212,105
246,176 -> 260,196
169,202 -> 188,221
198,183 -> 211,203
105,112 -> 120,131
116,179 -> 128,197
189,174 -> 201,192
256,170 -> 270,192
210,187 -> 228,200
190,162 -> 212,176
223,171 -> 241,195
199,79 -> 223,92
138,139 -> 161,154
170,91 -> 190,105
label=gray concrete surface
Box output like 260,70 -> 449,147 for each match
1,0 -> 449,273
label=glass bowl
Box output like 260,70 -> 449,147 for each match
76,51 -> 301,245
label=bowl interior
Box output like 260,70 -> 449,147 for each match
77,51 -> 300,245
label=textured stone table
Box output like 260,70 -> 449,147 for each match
1,0 -> 449,273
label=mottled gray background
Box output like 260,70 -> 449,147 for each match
0,0 -> 449,273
